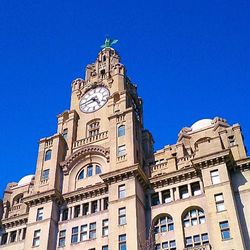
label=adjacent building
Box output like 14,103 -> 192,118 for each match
0,45 -> 250,250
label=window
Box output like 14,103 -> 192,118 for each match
96,165 -> 102,174
118,145 -> 126,157
155,244 -> 160,250
88,120 -> 100,137
191,182 -> 202,196
119,234 -> 126,250
104,197 -> 109,210
42,169 -> 49,181
162,241 -> 168,249
154,215 -> 174,234
183,208 -> 205,228
211,170 -> 220,184
179,185 -> 189,199
74,205 -> 80,218
102,219 -> 109,236
87,165 -> 93,177
220,221 -> 231,240
45,150 -> 52,161
91,201 -> 98,213
169,240 -> 176,250
78,169 -> 84,180
119,207 -> 126,225
102,246 -> 108,250
228,135 -> 235,146
185,233 -> 209,247
58,230 -> 66,247
62,208 -> 68,221
62,128 -> 68,140
36,208 -> 44,221
32,230 -> 41,247
215,193 -> 226,212
151,193 -> 160,206
0,233 -> 7,245
162,190 -> 172,203
118,125 -> 125,137
9,231 -> 17,243
83,203 -> 89,215
71,227 -> 78,243
80,224 -> 87,241
118,184 -> 126,199
22,228 -> 26,240
89,222 -> 96,239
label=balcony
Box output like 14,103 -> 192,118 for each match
73,131 -> 108,149
8,203 -> 27,218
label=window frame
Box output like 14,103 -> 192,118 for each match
36,207 -> 44,221
32,230 -> 41,247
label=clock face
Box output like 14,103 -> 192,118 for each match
79,86 -> 110,113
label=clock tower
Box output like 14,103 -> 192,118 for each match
22,42 -> 154,249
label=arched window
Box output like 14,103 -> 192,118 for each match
96,165 -> 102,175
154,214 -> 174,234
78,169 -> 85,180
45,150 -> 52,161
183,208 -> 205,228
13,194 -> 23,205
118,125 -> 125,137
103,55 -> 106,62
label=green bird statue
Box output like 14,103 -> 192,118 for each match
101,37 -> 118,49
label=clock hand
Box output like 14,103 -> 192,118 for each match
81,97 -> 96,107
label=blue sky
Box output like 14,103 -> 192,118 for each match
0,0 -> 250,196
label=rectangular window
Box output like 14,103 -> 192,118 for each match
42,169 -> 49,180
155,244 -> 160,250
80,224 -> 87,241
62,128 -> 68,140
162,241 -> 168,249
102,246 -> 108,250
0,233 -> 8,245
228,135 -> 236,146
118,184 -> 126,199
83,203 -> 89,215
211,170 -> 220,184
71,227 -> 78,244
102,219 -> 109,236
9,231 -> 17,243
215,193 -> 226,212
191,182 -> 202,196
62,208 -> 68,221
22,228 -> 26,240
58,230 -> 66,247
36,208 -> 44,221
104,197 -> 109,210
151,193 -> 160,206
162,190 -> 172,203
32,230 -> 41,247
118,145 -> 126,157
169,240 -> 176,249
185,237 -> 192,247
119,234 -> 126,250
87,165 -> 93,177
74,205 -> 80,218
119,207 -> 126,225
91,201 -> 98,213
201,233 -> 209,244
179,185 -> 189,199
220,221 -> 231,240
89,222 -> 96,239
193,234 -> 201,246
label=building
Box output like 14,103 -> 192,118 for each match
0,43 -> 250,250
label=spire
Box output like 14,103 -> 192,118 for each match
101,36 -> 118,49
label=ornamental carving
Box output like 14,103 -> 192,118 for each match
60,145 -> 110,175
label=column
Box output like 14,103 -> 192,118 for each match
159,192 -> 162,204
97,199 -> 100,212
170,188 -> 175,202
79,203 -> 83,216
188,184 -> 192,197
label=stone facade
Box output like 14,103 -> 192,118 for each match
0,47 -> 250,250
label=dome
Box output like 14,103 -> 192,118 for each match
191,119 -> 213,131
18,175 -> 35,187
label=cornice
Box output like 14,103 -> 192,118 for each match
63,182 -> 108,204
149,166 -> 201,189
108,107 -> 133,120
22,189 -> 62,207
60,145 -> 110,175
235,157 -> 250,171
1,213 -> 28,229
100,164 -> 149,189
191,149 -> 232,169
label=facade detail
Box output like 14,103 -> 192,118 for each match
0,46 -> 250,250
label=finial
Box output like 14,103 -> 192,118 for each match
101,36 -> 118,49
